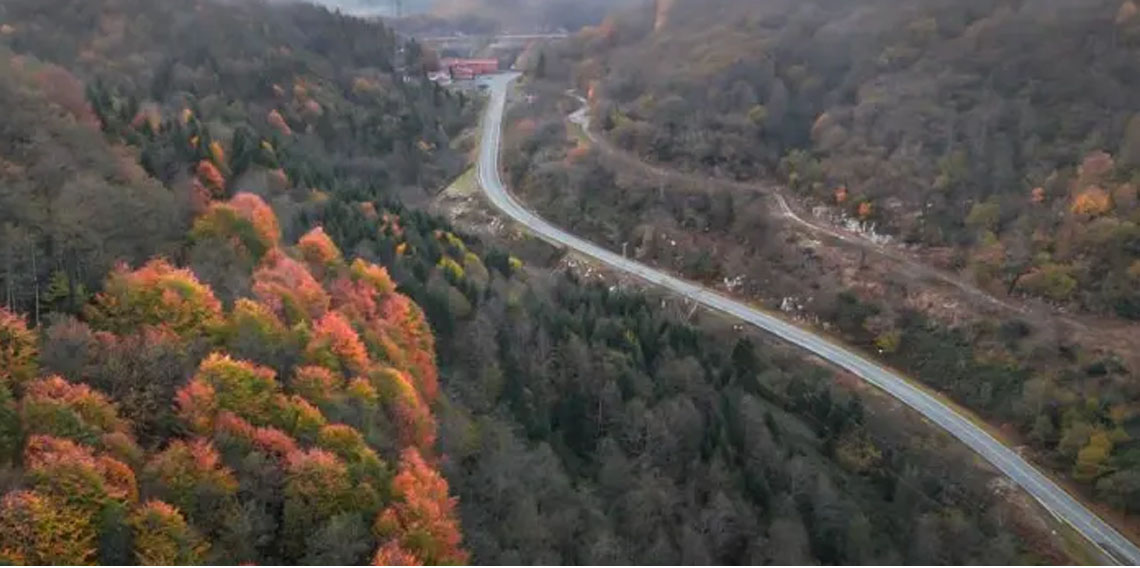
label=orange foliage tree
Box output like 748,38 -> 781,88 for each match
229,193 -> 281,245
253,250 -> 331,323
1078,151 -> 1115,181
196,160 -> 227,197
142,439 -> 238,525
85,259 -> 223,337
1071,186 -> 1113,217
347,377 -> 380,406
317,423 -> 388,490
306,311 -> 371,375
270,394 -> 328,443
218,298 -> 291,354
380,212 -> 404,238
24,435 -> 137,510
282,448 -> 355,555
379,294 -> 439,403
269,168 -> 290,191
290,366 -> 343,406
0,490 -> 96,565
359,202 -> 379,220
297,227 -> 344,277
315,423 -> 367,459
210,411 -> 302,463
209,141 -> 227,169
252,425 -> 300,458
181,354 -> 280,428
322,256 -> 441,448
303,99 -> 323,118
20,376 -> 130,445
211,410 -> 257,453
373,540 -> 423,566
129,500 -> 209,565
0,194 -> 464,564
329,265 -> 386,326
174,380 -> 218,435
191,193 -> 281,261
369,367 -> 436,452
355,258 -> 396,295
1119,0 -> 1139,24
373,448 -> 467,566
0,307 -> 37,390
565,144 -> 590,164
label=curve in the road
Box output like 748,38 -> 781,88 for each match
477,72 -> 1140,565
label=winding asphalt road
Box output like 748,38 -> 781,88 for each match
477,72 -> 1140,565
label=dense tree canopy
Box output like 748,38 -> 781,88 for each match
0,0 -> 1079,564
0,191 -> 465,564
574,0 -> 1140,318
0,0 -> 475,320
508,0 -> 1140,532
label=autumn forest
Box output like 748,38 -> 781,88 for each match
0,0 -> 1114,565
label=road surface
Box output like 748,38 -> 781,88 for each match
477,72 -> 1140,564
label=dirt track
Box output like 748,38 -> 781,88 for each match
566,94 -> 1140,366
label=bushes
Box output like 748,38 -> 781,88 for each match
1017,263 -> 1079,302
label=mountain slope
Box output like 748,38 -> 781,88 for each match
503,0 -> 1140,543
580,0 -> 1140,318
0,0 -> 1090,564
0,0 -> 472,318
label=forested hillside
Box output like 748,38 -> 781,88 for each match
0,0 -> 473,319
0,0 -> 1074,564
503,0 -> 1140,538
424,0 -> 637,33
311,199 -> 1048,564
0,1 -> 473,559
575,0 -> 1140,318
0,202 -> 464,564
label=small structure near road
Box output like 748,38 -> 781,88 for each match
435,58 -> 500,82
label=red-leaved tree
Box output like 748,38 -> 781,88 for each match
373,448 -> 467,566
85,259 -> 224,338
253,250 -> 330,323
191,193 -> 281,261
305,311 -> 371,376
